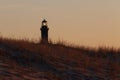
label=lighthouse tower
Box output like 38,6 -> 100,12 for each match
40,19 -> 49,43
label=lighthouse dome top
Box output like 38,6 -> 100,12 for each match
42,19 -> 48,26
42,19 -> 47,23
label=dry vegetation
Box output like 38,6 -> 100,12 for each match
0,37 -> 120,80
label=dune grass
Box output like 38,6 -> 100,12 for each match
0,37 -> 120,80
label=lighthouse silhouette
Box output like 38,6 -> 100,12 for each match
40,19 -> 49,43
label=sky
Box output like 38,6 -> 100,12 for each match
0,0 -> 120,48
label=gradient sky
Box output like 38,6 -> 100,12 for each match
0,0 -> 120,48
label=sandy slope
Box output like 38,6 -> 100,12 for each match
0,38 -> 120,80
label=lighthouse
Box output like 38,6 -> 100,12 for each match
40,19 -> 49,43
